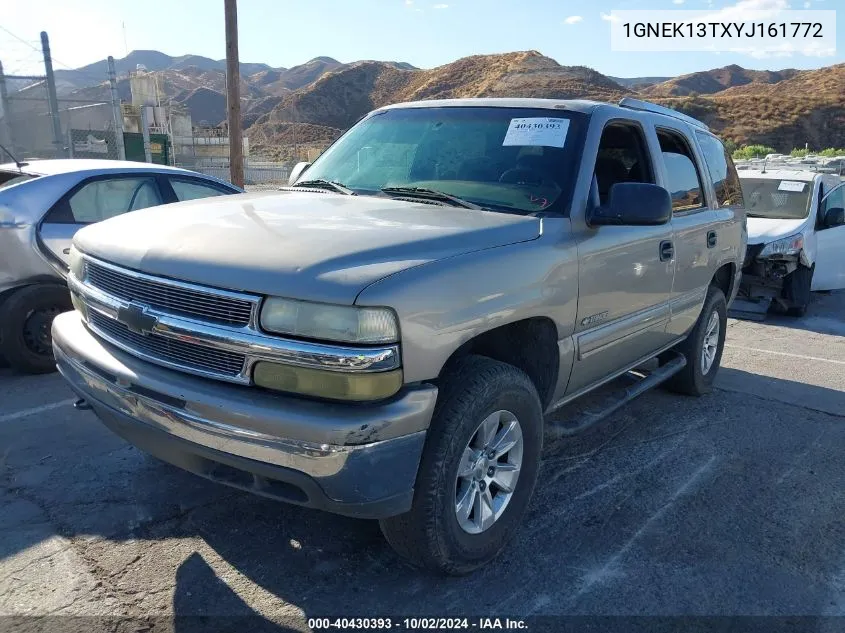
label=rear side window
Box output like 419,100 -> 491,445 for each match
46,176 -> 164,224
696,132 -> 744,208
170,178 -> 230,201
657,129 -> 704,212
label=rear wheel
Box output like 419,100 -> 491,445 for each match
379,355 -> 543,575
0,284 -> 71,374
663,285 -> 727,396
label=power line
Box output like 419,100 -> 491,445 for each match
0,25 -> 41,53
0,25 -> 110,86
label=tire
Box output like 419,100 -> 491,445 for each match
663,285 -> 727,396
0,284 -> 72,375
379,355 -> 543,575
783,264 -> 812,317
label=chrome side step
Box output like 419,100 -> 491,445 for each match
546,353 -> 687,437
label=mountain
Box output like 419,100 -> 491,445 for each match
50,52 -> 416,129
52,50 -> 275,93
671,64 -> 845,149
38,49 -> 843,156
610,75 -> 672,90
642,64 -> 800,97
249,52 -> 845,159
246,51 -> 628,156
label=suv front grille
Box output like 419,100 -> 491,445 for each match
85,260 -> 254,327
89,311 -> 247,378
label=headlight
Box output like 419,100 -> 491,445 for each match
260,297 -> 399,344
68,245 -> 85,280
253,362 -> 402,401
759,233 -> 804,258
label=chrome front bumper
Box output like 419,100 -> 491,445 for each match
52,310 -> 437,518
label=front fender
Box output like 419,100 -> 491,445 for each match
354,217 -> 579,384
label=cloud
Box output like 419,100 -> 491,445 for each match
672,0 -> 685,4
600,12 -> 619,22
432,3 -> 448,7
803,0 -> 811,6
564,15 -> 583,24
405,0 -> 413,4
699,0 -> 790,22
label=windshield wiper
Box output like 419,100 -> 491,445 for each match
291,179 -> 355,195
380,186 -> 483,210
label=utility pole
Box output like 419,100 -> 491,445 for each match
0,61 -> 12,151
224,0 -> 244,187
107,56 -> 127,160
41,31 -> 65,158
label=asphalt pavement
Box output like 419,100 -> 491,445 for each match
1,292 -> 844,630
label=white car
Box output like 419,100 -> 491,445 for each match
735,169 -> 845,318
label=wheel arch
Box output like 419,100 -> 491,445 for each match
437,317 -> 560,410
711,262 -> 736,300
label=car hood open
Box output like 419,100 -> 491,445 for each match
74,191 -> 542,304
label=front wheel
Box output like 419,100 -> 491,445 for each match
663,285 -> 727,396
0,284 -> 71,374
379,355 -> 543,575
782,264 -> 813,317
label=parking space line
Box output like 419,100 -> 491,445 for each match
0,399 -> 77,423
725,344 -> 845,366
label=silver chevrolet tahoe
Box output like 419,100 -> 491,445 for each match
52,97 -> 745,574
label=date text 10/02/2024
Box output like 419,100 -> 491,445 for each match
307,618 -> 529,630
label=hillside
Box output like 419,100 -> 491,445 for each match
643,64 -> 800,97
246,51 -> 629,156
53,50 -> 273,92
610,75 -> 672,90
42,49 -> 844,155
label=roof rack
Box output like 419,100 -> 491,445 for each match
618,97 -> 710,131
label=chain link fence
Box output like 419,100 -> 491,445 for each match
0,60 -> 322,190
1,75 -> 124,161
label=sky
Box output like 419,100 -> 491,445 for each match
1,0 -> 842,80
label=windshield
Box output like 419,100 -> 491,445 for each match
300,106 -> 586,215
740,177 -> 812,219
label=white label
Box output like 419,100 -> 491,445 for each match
502,118 -> 569,148
609,10 -> 837,57
778,181 -> 807,192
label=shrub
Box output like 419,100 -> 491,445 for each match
732,144 -> 778,160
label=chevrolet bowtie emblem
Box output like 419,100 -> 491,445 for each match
117,302 -> 158,335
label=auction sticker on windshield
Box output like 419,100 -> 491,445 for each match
502,117 -> 569,148
778,180 -> 807,192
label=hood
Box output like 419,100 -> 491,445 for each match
74,191 -> 542,304
746,216 -> 809,245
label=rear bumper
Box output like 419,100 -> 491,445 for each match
52,310 -> 437,519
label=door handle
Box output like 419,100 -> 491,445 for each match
707,231 -> 717,249
659,240 -> 674,262
62,247 -> 71,255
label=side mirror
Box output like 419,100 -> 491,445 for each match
590,182 -> 672,227
824,207 -> 845,227
287,161 -> 311,186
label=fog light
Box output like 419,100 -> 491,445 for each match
253,362 -> 402,401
